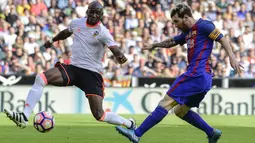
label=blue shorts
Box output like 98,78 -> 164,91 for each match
166,72 -> 212,107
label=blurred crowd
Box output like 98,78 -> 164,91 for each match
0,0 -> 254,86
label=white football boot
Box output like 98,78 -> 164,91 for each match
4,109 -> 28,129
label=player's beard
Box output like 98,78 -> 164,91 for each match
178,27 -> 187,32
87,17 -> 99,25
181,23 -> 189,32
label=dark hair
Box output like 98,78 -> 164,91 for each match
171,4 -> 192,18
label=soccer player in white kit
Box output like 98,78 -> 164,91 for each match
4,1 -> 136,131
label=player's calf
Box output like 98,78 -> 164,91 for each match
174,104 -> 215,138
91,108 -> 105,121
23,73 -> 48,119
88,96 -> 133,129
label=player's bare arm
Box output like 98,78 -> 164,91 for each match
219,37 -> 243,74
142,38 -> 177,50
44,29 -> 73,48
108,46 -> 128,64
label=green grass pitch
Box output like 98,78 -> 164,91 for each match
1,114 -> 255,143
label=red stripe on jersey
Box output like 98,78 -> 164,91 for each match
187,25 -> 198,64
190,40 -> 208,76
205,56 -> 211,73
188,43 -> 195,63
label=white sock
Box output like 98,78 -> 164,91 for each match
23,73 -> 47,119
100,112 -> 132,128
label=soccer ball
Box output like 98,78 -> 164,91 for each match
33,111 -> 55,133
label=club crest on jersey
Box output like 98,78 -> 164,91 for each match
93,31 -> 99,37
186,30 -> 197,40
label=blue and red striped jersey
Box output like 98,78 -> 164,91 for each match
174,18 -> 223,76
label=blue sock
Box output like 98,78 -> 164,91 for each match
182,110 -> 214,137
134,106 -> 168,137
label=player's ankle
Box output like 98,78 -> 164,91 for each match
207,129 -> 214,137
134,129 -> 142,137
128,120 -> 134,129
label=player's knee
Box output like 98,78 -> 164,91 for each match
158,99 -> 173,111
174,108 -> 184,118
174,106 -> 188,118
158,100 -> 167,108
35,73 -> 48,86
158,94 -> 177,111
91,109 -> 105,121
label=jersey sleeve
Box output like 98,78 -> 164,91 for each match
201,21 -> 223,41
101,27 -> 117,47
173,33 -> 186,45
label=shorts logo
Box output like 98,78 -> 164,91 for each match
93,31 -> 99,37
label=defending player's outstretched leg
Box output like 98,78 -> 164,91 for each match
4,109 -> 28,129
208,129 -> 222,143
116,126 -> 140,143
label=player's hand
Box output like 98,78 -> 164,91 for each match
142,43 -> 154,50
230,59 -> 244,75
43,40 -> 53,48
116,55 -> 127,64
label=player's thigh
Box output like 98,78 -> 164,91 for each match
76,68 -> 104,97
174,104 -> 191,118
44,63 -> 75,86
158,94 -> 178,111
43,67 -> 64,86
87,95 -> 104,120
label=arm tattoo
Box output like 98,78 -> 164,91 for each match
152,38 -> 177,48
52,29 -> 73,42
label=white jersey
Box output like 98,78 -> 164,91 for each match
68,17 -> 117,74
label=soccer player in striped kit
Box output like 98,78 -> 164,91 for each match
116,3 -> 243,143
